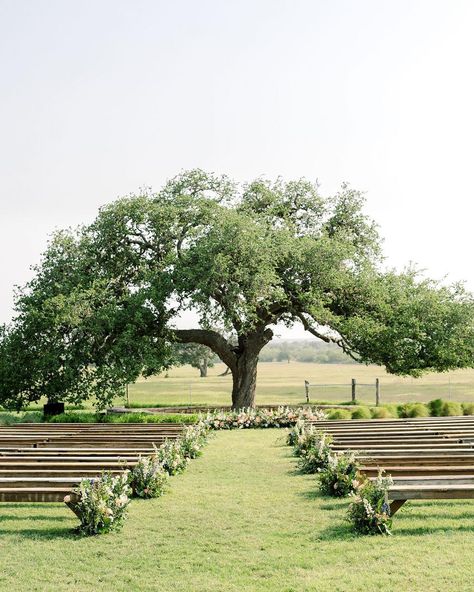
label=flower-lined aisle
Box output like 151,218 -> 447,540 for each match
71,406 -> 327,535
286,421 -> 392,535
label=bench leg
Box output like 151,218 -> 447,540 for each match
64,494 -> 81,519
389,499 -> 406,515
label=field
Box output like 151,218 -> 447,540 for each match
1,429 -> 473,592
123,362 -> 474,408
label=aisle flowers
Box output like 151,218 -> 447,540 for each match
204,406 -> 326,430
68,471 -> 131,535
347,472 -> 393,535
318,451 -> 360,497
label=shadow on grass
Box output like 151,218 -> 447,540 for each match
0,525 -> 76,540
0,503 -> 64,509
395,523 -> 474,536
315,521 -> 355,541
0,514 -> 69,522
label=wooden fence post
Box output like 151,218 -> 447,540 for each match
351,378 -> 356,403
375,378 -> 380,406
304,380 -> 310,403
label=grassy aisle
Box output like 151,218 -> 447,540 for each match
1,430 -> 474,591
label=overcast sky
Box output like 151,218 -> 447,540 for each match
1,0 -> 473,338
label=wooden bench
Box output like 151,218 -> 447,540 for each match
312,415 -> 474,519
0,422 -> 188,509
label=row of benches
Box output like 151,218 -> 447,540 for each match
310,415 -> 474,513
0,422 -> 183,502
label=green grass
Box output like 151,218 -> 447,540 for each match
121,362 -> 474,408
1,429 -> 474,591
0,411 -> 198,425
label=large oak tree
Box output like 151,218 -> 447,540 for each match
1,170 -> 473,409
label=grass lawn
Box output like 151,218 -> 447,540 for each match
1,429 -> 473,591
122,362 -> 474,408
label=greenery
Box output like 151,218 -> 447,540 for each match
327,409 -> 353,420
171,342 -> 218,377
397,402 -> 430,418
319,452 -> 360,497
297,432 -> 333,474
347,473 -> 393,536
370,406 -> 396,419
351,406 -> 372,419
128,454 -> 169,499
2,170 -> 473,410
462,402 -> 474,415
70,472 -> 131,535
3,429 -> 474,591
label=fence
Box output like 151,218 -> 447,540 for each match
304,379 -> 474,406
304,379 -> 380,405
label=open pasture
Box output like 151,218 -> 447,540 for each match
124,362 -> 474,407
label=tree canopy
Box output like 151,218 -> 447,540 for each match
1,169 -> 473,409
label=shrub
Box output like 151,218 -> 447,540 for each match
440,401 -> 463,417
106,413 -> 198,425
462,402 -> 474,416
370,407 -> 395,419
351,407 -> 372,420
327,409 -> 352,420
397,403 -> 429,418
129,455 -> 168,499
347,472 -> 393,535
297,432 -> 333,473
48,412 -> 102,423
319,452 -> 360,497
68,472 -> 131,535
428,398 -> 444,417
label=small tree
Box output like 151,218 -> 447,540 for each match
1,170 -> 473,409
173,343 -> 216,377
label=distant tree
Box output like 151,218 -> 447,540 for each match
1,170 -> 473,410
173,343 -> 216,377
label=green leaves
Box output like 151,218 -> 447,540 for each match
1,169 -> 473,410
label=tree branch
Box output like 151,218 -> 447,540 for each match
295,312 -> 362,362
172,328 -> 237,372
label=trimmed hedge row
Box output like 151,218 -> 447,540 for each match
326,399 -> 474,420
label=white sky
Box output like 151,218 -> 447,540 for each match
1,0 -> 473,339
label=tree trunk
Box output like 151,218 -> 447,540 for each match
199,360 -> 208,378
173,326 -> 272,408
231,349 -> 259,409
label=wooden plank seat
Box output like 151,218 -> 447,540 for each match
312,416 -> 474,519
388,483 -> 474,514
0,488 -> 73,502
0,422 -> 187,511
0,477 -> 84,488
360,465 -> 474,477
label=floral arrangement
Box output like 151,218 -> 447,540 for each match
318,451 -> 360,497
129,454 -> 168,499
69,471 -> 131,535
347,472 -> 393,535
297,432 -> 333,474
179,422 -> 210,459
203,406 -> 326,431
292,424 -> 330,457
286,419 -> 307,446
156,439 -> 190,475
